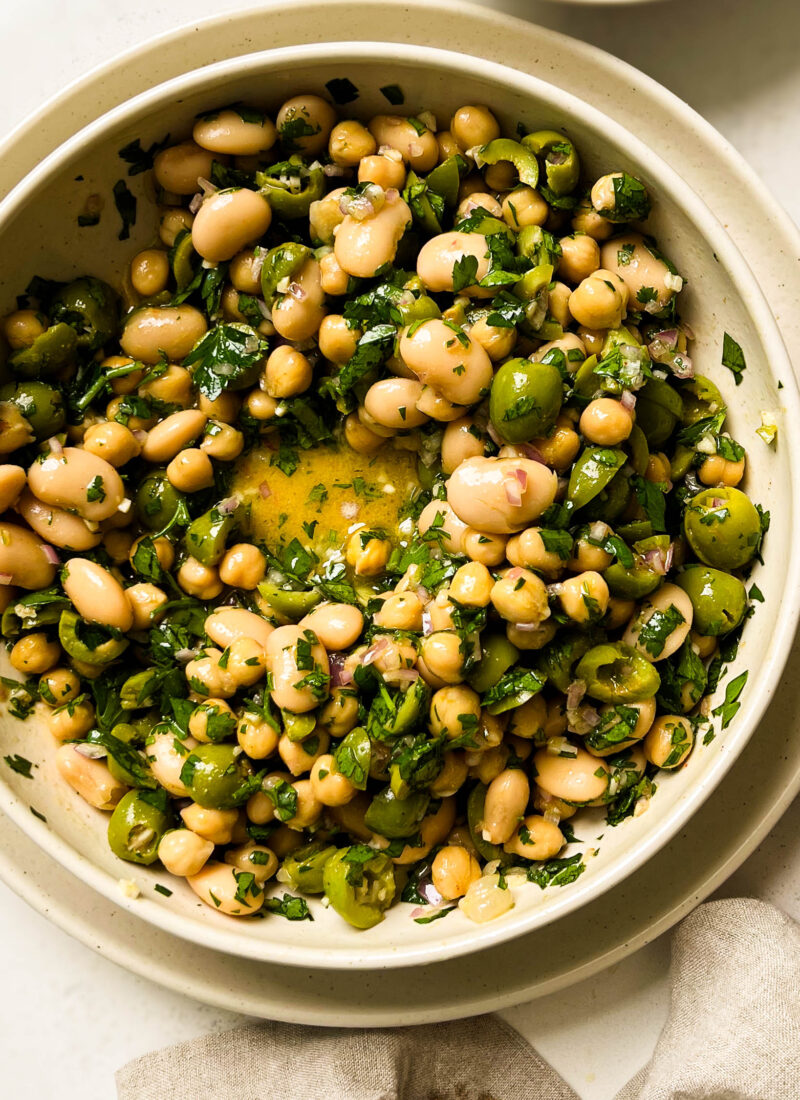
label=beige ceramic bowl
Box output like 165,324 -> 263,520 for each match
0,41 -> 797,970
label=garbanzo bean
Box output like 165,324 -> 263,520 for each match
310,753 -> 357,807
502,186 -> 548,229
432,845 -> 481,900
279,730 -> 330,776
264,345 -> 313,398
130,249 -> 170,297
218,543 -> 266,589
38,667 -> 81,708
358,151 -> 406,190
558,234 -> 601,285
418,631 -> 465,685
178,557 -> 223,600
450,104 -> 500,150
158,829 -> 214,877
491,567 -> 549,624
559,570 -> 609,624
277,94 -> 337,156
166,448 -> 214,492
83,421 -> 142,467
345,530 -> 391,575
329,119 -> 376,166
368,114 -> 438,171
429,684 -> 482,740
237,711 -> 280,759
126,582 -> 169,630
579,398 -> 634,446
0,465 -> 26,512
3,309 -> 45,349
568,268 -> 629,329
62,557 -> 133,631
10,632 -> 60,675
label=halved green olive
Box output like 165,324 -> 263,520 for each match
537,630 -> 598,693
7,323 -> 78,380
468,634 -> 519,694
58,608 -> 128,666
679,375 -> 725,426
257,156 -> 325,218
363,786 -> 429,839
260,242 -> 313,306
489,357 -> 562,443
635,378 -> 683,447
425,155 -> 463,206
0,380 -> 66,440
136,470 -> 186,531
575,642 -> 661,703
184,504 -> 237,567
281,842 -> 337,894
522,130 -> 580,195
322,847 -> 396,929
676,564 -> 747,635
478,138 -> 539,189
181,744 -> 256,810
257,579 -> 321,620
51,276 -> 119,351
108,789 -> 171,865
384,677 -> 431,738
567,447 -> 626,509
604,536 -> 669,600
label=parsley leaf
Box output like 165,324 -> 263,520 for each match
325,78 -> 359,104
264,893 -> 314,921
721,333 -> 746,385
452,254 -> 479,293
118,135 -> 171,176
112,180 -> 136,241
4,754 -> 34,779
183,324 -> 267,400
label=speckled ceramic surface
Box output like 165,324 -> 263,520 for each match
0,2 -> 799,1015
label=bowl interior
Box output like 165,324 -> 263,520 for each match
0,42 -> 796,970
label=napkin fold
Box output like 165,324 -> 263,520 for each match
116,898 -> 800,1100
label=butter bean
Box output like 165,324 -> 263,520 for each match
153,141 -> 215,194
192,188 -> 272,263
0,465 -> 26,512
418,500 -> 469,555
623,583 -> 693,661
205,607 -> 274,650
458,873 -> 514,923
441,417 -> 484,474
15,489 -> 101,551
503,814 -> 564,860
416,231 -> 490,294
224,842 -> 279,884
482,768 -> 530,845
334,190 -> 412,279
120,306 -> 208,364
55,744 -> 127,811
141,409 -> 208,463
271,258 -> 326,342
299,602 -> 364,651
446,456 -> 558,534
62,557 -> 133,631
28,446 -> 124,522
399,319 -> 492,406
265,624 -> 329,713
188,861 -> 264,915
147,729 -> 198,797
0,521 -> 57,589
534,746 -> 609,804
363,378 -> 428,430
193,109 -> 277,156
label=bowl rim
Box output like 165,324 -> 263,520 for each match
1,38 -> 798,971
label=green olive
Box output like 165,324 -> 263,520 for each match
537,630 -> 597,693
322,847 -> 396,929
670,443 -> 694,481
404,170 -> 444,234
135,470 -> 186,531
683,487 -> 762,570
567,447 -> 626,510
679,375 -> 725,426
257,579 -> 321,620
260,242 -> 314,306
7,323 -> 78,380
257,157 -> 325,219
522,130 -> 580,195
0,380 -> 66,440
604,535 -> 669,600
170,230 -> 197,292
58,608 -> 129,665
489,358 -> 562,443
478,138 -> 539,189
281,709 -> 316,743
363,786 -> 429,839
120,670 -> 161,711
181,743 -> 256,810
108,789 -> 171,865
579,468 -> 631,523
281,843 -> 338,894
425,155 -> 463,207
466,782 -> 505,861
184,504 -> 237,567
575,642 -> 661,703
51,276 -> 120,351
626,424 -> 650,476
397,292 -> 441,325
468,634 -> 519,694
516,224 -> 561,268
676,564 -> 747,635
1,589 -> 69,637
384,677 -> 431,738
635,379 -> 683,447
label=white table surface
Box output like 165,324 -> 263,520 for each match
1,1 -> 798,1097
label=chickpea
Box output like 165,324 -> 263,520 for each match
159,207 -> 194,248
244,389 -> 278,422
344,411 -> 385,454
357,151 -> 407,191
329,119 -> 376,166
166,448 -> 214,492
450,104 -> 500,150
559,570 -> 609,624
569,268 -> 629,330
153,140 -> 215,194
317,688 -> 359,738
508,695 -> 547,742
10,632 -> 60,675
491,568 -> 549,624
569,534 -> 613,573
181,803 -> 239,845
188,861 -> 264,916
698,453 -> 745,487
644,715 -> 694,769
456,192 -> 503,221
318,315 -> 360,365
468,315 -> 516,362
141,364 -> 194,408
55,745 -> 127,810
432,845 -> 481,901
219,543 -> 266,589
3,309 -> 46,349
198,394 -> 242,428
284,779 -> 323,831
429,751 -> 469,797
47,697 -> 95,741
427,590 -> 457,632
177,557 -> 223,600
418,500 -> 469,555
571,197 -> 613,241
126,582 -> 169,630
605,596 -> 636,630
310,753 -> 357,806
464,528 -> 508,567
441,417 -> 484,475
507,620 -> 557,651
192,188 -> 272,263
224,841 -> 278,884
450,561 -> 493,607
264,345 -> 313,399
130,249 -> 170,297
345,530 -> 390,576
201,421 -> 244,461
691,630 -> 718,660
458,873 -> 515,924
507,527 -> 565,579
158,829 -> 214,877
188,698 -> 235,743
129,535 -> 174,575
504,815 -> 564,860
319,250 -> 350,296
368,115 -> 438,172
237,710 -> 280,759
429,684 -> 482,740
418,631 -> 465,686
469,745 -> 510,785
277,94 -> 337,156
278,730 -> 330,777
558,234 -> 601,285
374,591 -> 423,632
39,667 -> 81,708
225,249 -> 261,295
501,185 -> 548,230
83,421 -> 141,467
389,797 -> 457,865
580,398 -> 634,446
576,326 -> 605,357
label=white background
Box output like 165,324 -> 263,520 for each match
0,1 -> 798,1097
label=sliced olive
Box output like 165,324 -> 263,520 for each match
7,323 -> 78,380
281,843 -> 337,894
108,789 -> 172,865
51,276 -> 119,351
522,130 -> 580,195
322,847 -> 396,929
363,786 -> 429,839
58,609 -> 128,666
575,642 -> 661,703
478,138 -> 539,189
567,447 -> 626,509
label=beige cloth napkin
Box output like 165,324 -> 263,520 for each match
116,898 -> 800,1100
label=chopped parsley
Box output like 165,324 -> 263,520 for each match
722,333 -> 746,385
4,754 -> 34,779
112,179 -> 136,240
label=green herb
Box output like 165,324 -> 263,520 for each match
722,333 -> 746,385
749,582 -> 764,603
183,324 -> 268,401
379,84 -> 404,105
606,774 -> 656,826
636,605 -> 685,658
86,475 -> 106,503
4,754 -> 34,779
414,906 -> 456,925
112,179 -> 137,240
636,286 -> 658,305
610,173 -> 651,221
482,666 -> 545,710
630,474 -> 667,533
30,807 -> 47,823
266,779 -> 298,822
154,884 -> 173,897
325,77 -> 359,104
526,853 -> 586,888
712,670 -> 748,729
279,117 -> 318,151
264,893 -> 313,921
452,254 -> 479,293
118,135 -> 171,175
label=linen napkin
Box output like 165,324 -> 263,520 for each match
116,898 -> 800,1100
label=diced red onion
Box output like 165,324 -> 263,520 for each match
547,582 -> 564,597
415,585 -> 429,604
556,477 -> 569,500
42,545 -> 60,565
328,652 -> 353,687
582,705 -> 600,727
383,668 -> 420,685
258,481 -> 272,499
362,636 -> 390,666
643,548 -> 668,575
510,621 -> 543,632
197,177 -> 218,196
287,282 -> 307,301
620,389 -> 637,411
664,543 -> 674,573
516,443 -> 546,464
566,680 -> 587,711
422,610 -> 433,636
188,192 -> 203,214
132,429 -> 148,444
408,142 -> 423,158
681,321 -> 696,341
218,496 -> 240,514
589,522 -> 607,541
175,647 -> 199,663
486,421 -> 502,447
323,163 -> 348,177
0,573 -> 13,585
504,477 -> 522,507
385,188 -> 399,202
256,299 -> 272,321
654,329 -> 678,349
514,467 -> 528,490
47,437 -> 63,456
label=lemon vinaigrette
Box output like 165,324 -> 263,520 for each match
233,439 -> 421,551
